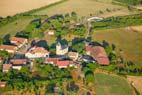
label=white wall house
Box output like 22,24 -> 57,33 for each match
25,47 -> 49,59
68,52 -> 79,61
10,59 -> 28,70
56,42 -> 68,55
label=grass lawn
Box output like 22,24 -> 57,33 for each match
32,0 -> 130,17
0,16 -> 34,37
95,73 -> 132,95
93,28 -> 142,65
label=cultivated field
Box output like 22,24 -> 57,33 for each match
93,27 -> 142,65
0,0 -> 61,17
32,0 -> 130,17
95,73 -> 132,95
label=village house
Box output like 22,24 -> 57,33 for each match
45,58 -> 59,65
56,42 -> 68,56
85,45 -> 109,65
0,45 -> 18,53
10,59 -> 28,70
2,64 -> 12,72
56,60 -> 73,68
45,58 -> 76,68
0,81 -> 7,88
11,37 -> 28,48
25,46 -> 49,59
68,52 -> 79,61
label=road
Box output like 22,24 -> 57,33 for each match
85,17 -> 103,39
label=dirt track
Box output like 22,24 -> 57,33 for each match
0,0 -> 61,17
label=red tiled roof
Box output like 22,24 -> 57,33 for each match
0,45 -> 17,51
86,46 -> 109,65
96,57 -> 109,65
93,46 -> 109,65
56,60 -> 72,67
45,58 -> 59,64
27,47 -> 49,54
3,64 -> 12,71
11,37 -> 27,43
85,45 -> 94,52
10,59 -> 27,65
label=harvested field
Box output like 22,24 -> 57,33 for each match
0,0 -> 61,17
32,0 -> 130,17
93,27 -> 142,65
127,76 -> 142,95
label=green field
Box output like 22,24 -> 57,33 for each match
93,28 -> 142,65
32,0 -> 130,17
0,16 -> 34,37
95,73 -> 132,95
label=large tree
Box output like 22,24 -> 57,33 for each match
0,50 -> 10,59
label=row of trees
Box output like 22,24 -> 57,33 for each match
0,63 -> 73,94
92,13 -> 142,30
15,12 -> 87,39
0,16 -> 18,28
115,0 -> 142,5
82,62 -> 98,84
0,34 -> 11,45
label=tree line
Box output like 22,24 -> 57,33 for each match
115,0 -> 142,5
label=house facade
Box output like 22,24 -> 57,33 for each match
56,42 -> 68,55
68,52 -> 79,61
0,81 -> 6,88
56,60 -> 73,68
45,58 -> 59,65
45,58 -> 75,68
11,37 -> 28,48
10,59 -> 28,70
25,47 -> 49,59
0,45 -> 18,53
2,64 -> 12,72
